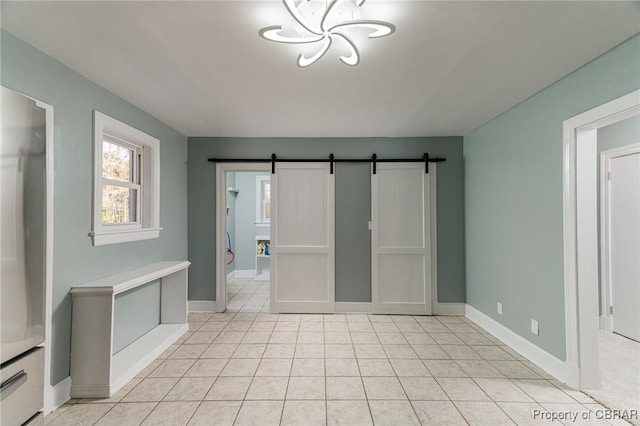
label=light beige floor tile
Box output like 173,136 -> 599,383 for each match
214,331 -> 246,344
184,358 -> 227,377
325,332 -> 352,344
326,400 -> 373,426
441,344 -> 483,360
301,314 -> 324,322
205,377 -> 252,400
291,358 -> 325,376
164,377 -> 215,401
348,322 -> 374,333
79,378 -> 143,404
514,379 -> 578,403
123,378 -> 179,402
362,377 -> 407,399
372,323 -> 400,333
420,322 -> 450,333
188,322 -> 204,332
299,321 -> 324,332
148,359 -> 195,377
390,359 -> 431,377
245,376 -> 289,400
456,360 -> 504,378
489,360 -> 542,379
135,360 -> 162,379
457,333 -> 494,345
325,344 -> 355,358
187,401 -> 241,426
219,358 -> 260,376
94,402 -> 156,426
498,402 -> 555,425
269,331 -> 297,343
474,378 -> 534,402
280,314 -> 302,322
370,315 -> 393,323
224,321 -> 252,332
234,400 -> 284,426
326,376 -> 366,399
412,344 -> 451,360
382,344 -> 418,359
263,343 -> 295,358
376,332 -> 408,344
241,331 -> 271,344
232,343 -> 266,358
325,358 -> 359,376
396,323 -> 425,333
325,322 -> 348,332
403,332 -> 436,345
437,377 -> 490,401
430,332 -> 465,345
423,359 -> 468,377
297,331 -> 324,344
274,322 -> 300,332
48,403 -> 114,426
295,344 -> 325,358
140,401 -> 199,425
471,345 -> 516,360
200,343 -> 238,358
350,332 -> 379,344
157,345 -> 180,360
354,344 -> 386,359
447,324 -> 478,333
368,400 -> 420,426
411,400 -> 468,425
286,376 -> 325,400
357,358 -> 396,377
399,377 -> 449,401
189,313 -> 213,322
185,332 -> 218,345
454,401 -> 516,425
255,358 -> 292,376
281,400 -> 326,425
247,321 -> 275,332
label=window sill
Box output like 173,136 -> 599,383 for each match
91,227 -> 162,246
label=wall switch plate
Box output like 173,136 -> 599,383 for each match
497,302 -> 503,315
531,319 -> 539,336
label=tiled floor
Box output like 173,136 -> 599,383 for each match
46,278 -> 632,426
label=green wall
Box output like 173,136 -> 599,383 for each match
1,30 -> 188,385
188,137 -> 465,304
233,172 -> 271,271
464,34 -> 640,360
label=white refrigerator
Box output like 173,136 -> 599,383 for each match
1,86 -> 46,426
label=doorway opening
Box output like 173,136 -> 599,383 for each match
562,90 -> 639,402
215,163 -> 270,313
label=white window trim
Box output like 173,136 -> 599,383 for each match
92,111 -> 161,246
255,175 -> 270,226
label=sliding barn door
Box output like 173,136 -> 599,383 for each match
372,163 -> 432,315
270,163 -> 335,313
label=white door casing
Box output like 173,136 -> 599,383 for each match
604,148 -> 640,342
372,162 -> 432,315
270,163 -> 335,313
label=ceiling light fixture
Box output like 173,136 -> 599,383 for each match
259,0 -> 395,67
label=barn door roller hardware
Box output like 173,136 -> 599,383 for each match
208,153 -> 446,174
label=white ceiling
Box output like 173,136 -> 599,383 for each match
2,1 -> 639,137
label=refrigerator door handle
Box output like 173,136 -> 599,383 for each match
0,370 -> 27,401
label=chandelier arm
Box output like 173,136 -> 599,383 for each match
259,26 -> 325,44
298,36 -> 332,67
329,20 -> 396,38
283,0 -> 322,35
320,0 -> 340,32
355,0 -> 366,6
331,32 -> 360,66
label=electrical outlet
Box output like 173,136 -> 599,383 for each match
497,302 -> 503,315
531,319 -> 539,336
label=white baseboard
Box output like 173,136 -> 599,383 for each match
234,269 -> 256,278
44,376 -> 71,415
599,315 -> 612,332
189,300 -> 223,312
226,270 -> 236,281
334,302 -> 372,313
465,304 -> 567,384
432,302 -> 466,316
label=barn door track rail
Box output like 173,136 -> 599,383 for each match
208,153 -> 446,174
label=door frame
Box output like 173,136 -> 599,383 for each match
215,163 -> 270,312
599,143 -> 640,333
371,162 -> 437,315
562,89 -> 639,389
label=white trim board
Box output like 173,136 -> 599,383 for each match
226,270 -> 236,281
44,376 -> 71,415
432,302 -> 465,316
188,300 -> 223,312
562,90 -> 640,389
465,305 -> 567,384
334,302 -> 372,313
234,269 -> 256,278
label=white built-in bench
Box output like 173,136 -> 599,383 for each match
70,261 -> 190,398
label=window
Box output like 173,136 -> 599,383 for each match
92,111 -> 160,246
256,175 -> 271,225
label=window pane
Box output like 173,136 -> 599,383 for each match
102,185 -> 138,224
103,140 -> 134,182
263,181 -> 271,221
